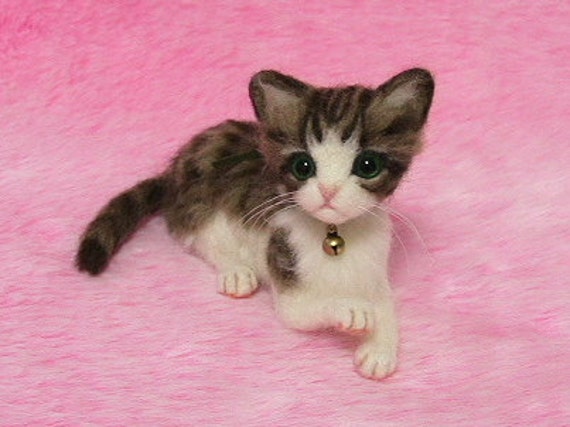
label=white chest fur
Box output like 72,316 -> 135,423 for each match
189,208 -> 399,380
271,209 -> 392,298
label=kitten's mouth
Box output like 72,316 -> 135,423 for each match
312,205 -> 348,224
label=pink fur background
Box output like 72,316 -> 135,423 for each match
1,1 -> 568,425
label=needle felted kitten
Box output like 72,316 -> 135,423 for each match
76,68 -> 434,380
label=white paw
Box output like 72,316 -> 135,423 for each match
218,268 -> 259,298
354,340 -> 398,380
330,300 -> 375,335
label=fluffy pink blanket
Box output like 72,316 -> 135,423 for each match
1,1 -> 568,425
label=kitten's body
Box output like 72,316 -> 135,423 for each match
77,69 -> 434,379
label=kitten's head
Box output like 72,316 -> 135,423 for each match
249,69 -> 434,224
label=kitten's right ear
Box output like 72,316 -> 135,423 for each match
249,70 -> 312,135
366,68 -> 435,136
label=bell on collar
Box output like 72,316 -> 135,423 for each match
323,224 -> 345,256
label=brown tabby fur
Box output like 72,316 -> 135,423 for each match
76,69 -> 434,275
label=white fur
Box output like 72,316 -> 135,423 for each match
190,212 -> 269,298
187,134 -> 399,379
296,129 -> 378,224
271,209 -> 398,379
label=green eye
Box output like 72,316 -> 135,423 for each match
353,151 -> 386,179
289,152 -> 316,181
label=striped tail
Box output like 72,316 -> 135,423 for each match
76,176 -> 168,275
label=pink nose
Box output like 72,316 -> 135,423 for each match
318,184 -> 339,202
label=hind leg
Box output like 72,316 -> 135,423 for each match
188,212 -> 268,298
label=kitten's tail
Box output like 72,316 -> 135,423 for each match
75,175 -> 169,275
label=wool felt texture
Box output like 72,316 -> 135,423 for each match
1,1 -> 568,425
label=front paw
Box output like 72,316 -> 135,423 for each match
354,340 -> 398,380
329,300 -> 376,335
218,268 -> 259,298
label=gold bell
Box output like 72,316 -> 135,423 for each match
323,224 -> 345,256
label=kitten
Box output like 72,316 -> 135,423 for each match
76,69 -> 434,380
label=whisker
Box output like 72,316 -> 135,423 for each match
244,198 -> 296,230
265,204 -> 298,225
242,194 -> 291,224
247,203 -> 297,233
389,225 -> 410,274
241,192 -> 296,225
243,197 -> 294,224
372,202 -> 433,263
358,206 -> 410,274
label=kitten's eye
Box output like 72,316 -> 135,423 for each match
289,152 -> 316,181
353,151 -> 386,179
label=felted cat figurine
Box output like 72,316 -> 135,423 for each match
76,68 -> 434,379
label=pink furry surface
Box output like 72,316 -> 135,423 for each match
1,1 -> 568,425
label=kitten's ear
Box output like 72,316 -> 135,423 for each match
249,70 -> 312,135
365,68 -> 434,135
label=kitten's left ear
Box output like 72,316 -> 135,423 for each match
365,68 -> 435,135
249,70 -> 312,136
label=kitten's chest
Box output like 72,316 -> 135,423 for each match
273,211 -> 392,293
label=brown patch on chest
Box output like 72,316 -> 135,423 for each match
267,228 -> 298,290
